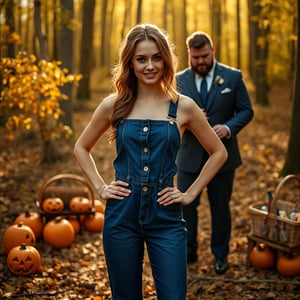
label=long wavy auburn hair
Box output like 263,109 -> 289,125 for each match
109,23 -> 179,140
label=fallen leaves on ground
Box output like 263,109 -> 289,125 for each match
0,83 -> 299,299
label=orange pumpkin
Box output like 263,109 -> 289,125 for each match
7,243 -> 41,276
94,199 -> 105,213
14,211 -> 44,240
3,222 -> 36,254
67,216 -> 81,234
43,216 -> 75,248
249,243 -> 276,270
277,253 -> 300,277
69,196 -> 91,212
83,212 -> 104,232
42,197 -> 64,213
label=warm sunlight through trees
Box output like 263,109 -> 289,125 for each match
0,0 -> 299,172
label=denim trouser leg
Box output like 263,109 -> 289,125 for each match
103,182 -> 187,300
177,170 -> 200,256
103,225 -> 144,300
146,227 -> 187,300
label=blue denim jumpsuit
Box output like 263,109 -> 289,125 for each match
102,100 -> 187,300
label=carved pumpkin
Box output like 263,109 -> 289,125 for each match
277,253 -> 300,277
249,243 -> 276,270
42,197 -> 64,213
3,222 -> 36,254
94,199 -> 105,213
69,196 -> 91,212
83,212 -> 104,232
43,217 -> 75,248
7,243 -> 41,276
14,211 -> 44,240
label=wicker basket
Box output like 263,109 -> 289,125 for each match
249,174 -> 300,248
36,174 -> 95,220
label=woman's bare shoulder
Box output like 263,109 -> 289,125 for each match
93,93 -> 116,113
177,94 -> 198,112
100,93 -> 117,108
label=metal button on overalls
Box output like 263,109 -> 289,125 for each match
103,101 -> 187,300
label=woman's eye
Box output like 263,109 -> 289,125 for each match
137,57 -> 145,63
153,56 -> 161,61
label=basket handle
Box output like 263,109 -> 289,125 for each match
36,173 -> 94,208
270,174 -> 300,215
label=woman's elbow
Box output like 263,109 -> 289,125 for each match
220,145 -> 228,165
74,140 -> 83,159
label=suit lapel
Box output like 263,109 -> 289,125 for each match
184,70 -> 202,106
206,64 -> 224,110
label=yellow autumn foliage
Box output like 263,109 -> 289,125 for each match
0,52 -> 82,142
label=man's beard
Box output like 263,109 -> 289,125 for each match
191,62 -> 213,77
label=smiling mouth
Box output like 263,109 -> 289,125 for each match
144,73 -> 156,78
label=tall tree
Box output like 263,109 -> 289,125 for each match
248,0 -> 269,105
210,0 -> 222,60
248,0 -> 256,79
5,0 -> 15,58
59,0 -> 74,126
34,0 -> 56,163
171,0 -> 187,66
281,0 -> 300,175
236,0 -> 241,68
136,0 -> 143,24
100,0 -> 108,68
76,0 -> 95,100
34,0 -> 47,59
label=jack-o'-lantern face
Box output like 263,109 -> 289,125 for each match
3,222 -> 36,254
7,244 -> 41,275
42,197 -> 64,213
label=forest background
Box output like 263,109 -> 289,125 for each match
0,0 -> 300,299
0,0 -> 299,172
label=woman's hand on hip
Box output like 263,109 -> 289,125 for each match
100,180 -> 131,200
157,186 -> 186,206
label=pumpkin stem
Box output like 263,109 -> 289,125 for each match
20,243 -> 27,250
17,222 -> 24,227
257,243 -> 265,251
25,210 -> 31,218
54,216 -> 62,223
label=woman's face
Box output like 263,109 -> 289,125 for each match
131,39 -> 164,85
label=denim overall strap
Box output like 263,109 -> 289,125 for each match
103,98 -> 186,300
167,99 -> 179,120
157,99 -> 179,189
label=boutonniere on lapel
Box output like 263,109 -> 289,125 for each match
214,75 -> 224,86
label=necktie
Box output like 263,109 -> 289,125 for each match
200,77 -> 208,107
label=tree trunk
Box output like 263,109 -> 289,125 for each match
248,0 -> 256,79
34,0 -> 59,163
248,0 -> 269,105
136,0 -> 143,24
100,0 -> 108,68
76,0 -> 96,100
171,0 -> 187,67
5,0 -> 15,58
281,0 -> 300,176
59,0 -> 74,127
236,0 -> 241,69
210,0 -> 222,60
40,138 -> 61,164
34,0 -> 47,60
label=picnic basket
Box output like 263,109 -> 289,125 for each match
36,173 -> 95,221
249,174 -> 300,248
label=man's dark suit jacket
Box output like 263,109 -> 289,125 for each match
176,62 -> 254,174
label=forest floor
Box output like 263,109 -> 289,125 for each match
0,81 -> 300,299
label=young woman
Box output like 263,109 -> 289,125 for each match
74,23 -> 227,300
